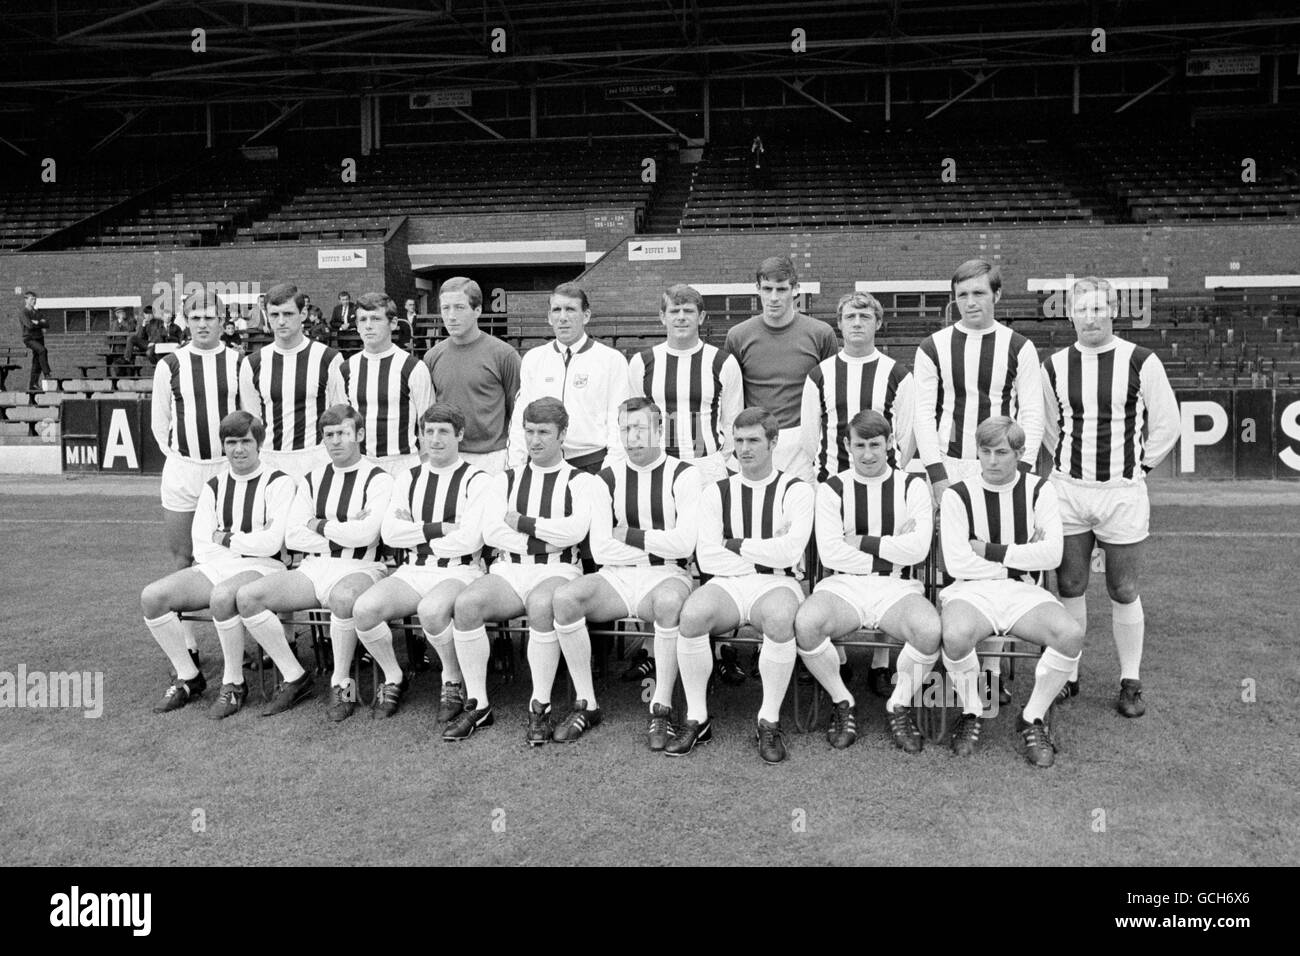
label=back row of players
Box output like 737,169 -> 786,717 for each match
140,256 -> 1181,767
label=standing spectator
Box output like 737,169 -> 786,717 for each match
17,290 -> 52,393
330,291 -> 356,332
245,294 -> 269,333
395,297 -> 417,350
425,277 -> 520,475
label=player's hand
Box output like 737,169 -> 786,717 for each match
1030,526 -> 1045,543
395,507 -> 414,522
930,478 -> 949,506
349,508 -> 370,522
777,519 -> 791,536
212,530 -> 227,544
969,538 -> 987,558
504,510 -> 521,530
612,526 -> 629,543
842,532 -> 862,548
898,518 -> 917,535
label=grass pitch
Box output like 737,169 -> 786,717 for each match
1,478 -> 1297,866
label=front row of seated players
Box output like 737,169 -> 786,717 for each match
139,402 -> 1080,768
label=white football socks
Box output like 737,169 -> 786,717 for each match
651,624 -> 679,711
145,612 -> 200,681
555,618 -> 596,708
453,625 -> 490,707
242,609 -> 305,683
1024,646 -> 1080,723
797,638 -> 853,705
942,648 -> 982,716
213,616 -> 247,686
526,628 -> 560,706
330,615 -> 358,687
355,621 -> 403,686
676,634 -> 713,722
888,643 -> 939,714
757,636 -> 797,724
424,623 -> 461,684
1112,598 -> 1144,681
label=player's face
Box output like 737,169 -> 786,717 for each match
733,424 -> 774,478
187,310 -> 222,349
523,420 -> 565,467
839,306 -> 880,353
757,278 -> 797,323
1069,287 -> 1116,348
421,421 -> 461,468
322,420 -> 363,468
953,274 -> 999,329
267,299 -> 305,346
847,431 -> 890,478
223,431 -> 261,475
978,436 -> 1019,485
439,291 -> 481,340
620,407 -> 662,466
660,299 -> 703,348
548,294 -> 590,347
355,307 -> 394,352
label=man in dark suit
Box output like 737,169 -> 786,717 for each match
329,291 -> 356,332
18,290 -> 52,393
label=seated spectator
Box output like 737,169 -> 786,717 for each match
306,306 -> 332,343
221,320 -> 244,352
124,307 -> 164,365
109,307 -> 136,336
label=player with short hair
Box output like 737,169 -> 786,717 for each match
939,415 -> 1082,768
628,284 -> 742,483
150,291 -> 244,664
508,283 -> 630,473
671,407 -> 815,763
550,397 -> 702,749
1041,276 -> 1180,718
140,411 -> 294,716
424,277 -> 520,475
237,405 -> 393,720
450,398 -> 599,743
914,258 -> 1045,694
724,256 -> 838,484
239,281 -> 346,479
342,290 -> 434,476
794,410 -> 938,752
800,290 -> 917,693
352,403 -> 491,730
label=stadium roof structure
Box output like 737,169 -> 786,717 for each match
2,0 -> 1298,112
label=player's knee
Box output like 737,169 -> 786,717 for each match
1106,579 -> 1140,606
235,583 -> 266,617
452,590 -> 482,626
352,593 -> 382,631
550,584 -> 583,625
140,582 -> 167,618
910,612 -> 943,655
209,583 -> 239,619
678,603 -> 709,639
524,590 -> 555,628
792,605 -> 828,649
764,594 -> 800,640
650,589 -> 684,626
1057,617 -> 1084,655
940,617 -> 976,656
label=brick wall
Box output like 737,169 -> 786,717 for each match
405,211 -> 585,243
1,242 -> 390,346
577,222 -> 1300,314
